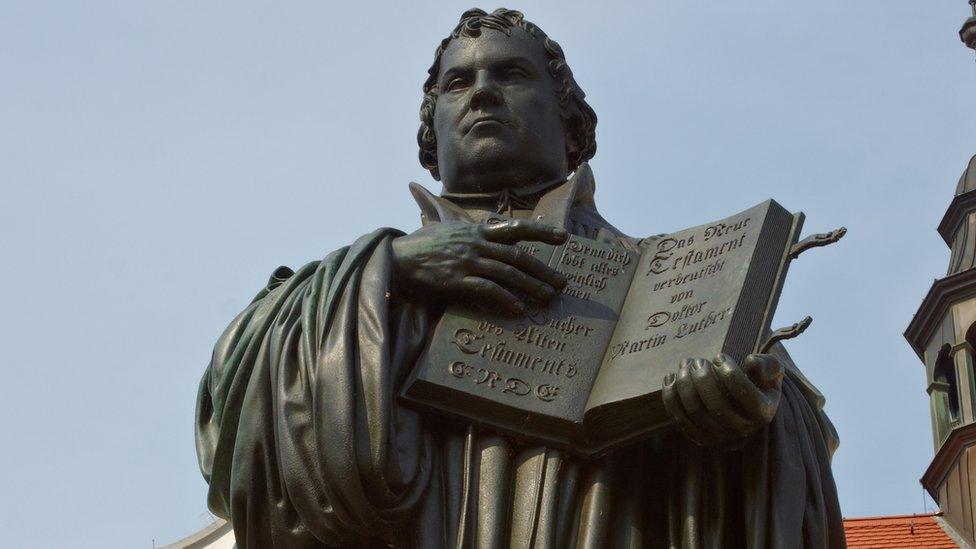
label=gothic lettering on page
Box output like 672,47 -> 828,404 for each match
608,214 -> 753,364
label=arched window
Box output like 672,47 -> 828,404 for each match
934,345 -> 961,426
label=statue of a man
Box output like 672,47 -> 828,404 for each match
196,9 -> 845,547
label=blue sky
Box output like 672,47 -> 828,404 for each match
3,1 -> 975,546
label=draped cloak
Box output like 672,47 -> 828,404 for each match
195,165 -> 846,548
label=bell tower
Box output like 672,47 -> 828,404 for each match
905,156 -> 976,543
904,9 -> 976,539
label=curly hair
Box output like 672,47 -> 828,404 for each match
417,8 -> 598,181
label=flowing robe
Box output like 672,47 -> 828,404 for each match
195,166 -> 846,548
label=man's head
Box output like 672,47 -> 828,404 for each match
418,9 -> 597,193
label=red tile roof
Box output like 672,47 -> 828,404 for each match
843,513 -> 958,548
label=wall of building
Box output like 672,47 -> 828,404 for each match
935,445 -> 976,545
161,519 -> 234,549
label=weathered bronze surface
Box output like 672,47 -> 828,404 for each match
195,8 -> 845,547
404,200 -> 806,456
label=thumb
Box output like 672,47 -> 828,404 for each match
742,354 -> 784,392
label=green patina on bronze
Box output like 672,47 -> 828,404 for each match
196,8 -> 846,547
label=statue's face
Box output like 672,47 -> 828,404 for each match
433,28 -> 568,193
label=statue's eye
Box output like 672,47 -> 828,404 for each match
502,67 -> 529,81
444,76 -> 469,92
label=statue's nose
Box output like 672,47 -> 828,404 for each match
469,73 -> 502,110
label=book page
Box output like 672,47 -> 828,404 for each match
406,234 -> 638,426
586,201 -> 777,412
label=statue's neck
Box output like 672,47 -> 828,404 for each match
410,163 -> 594,229
440,177 -> 566,215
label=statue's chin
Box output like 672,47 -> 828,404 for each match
464,136 -> 517,162
440,138 -> 565,193
446,169 -> 559,195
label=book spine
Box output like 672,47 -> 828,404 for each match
724,204 -> 797,362
751,211 -> 805,354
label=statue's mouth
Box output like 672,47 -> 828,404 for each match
466,116 -> 514,133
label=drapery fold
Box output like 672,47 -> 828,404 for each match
196,221 -> 845,547
197,229 -> 434,547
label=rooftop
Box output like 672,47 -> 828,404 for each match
843,513 -> 960,548
958,154 -> 976,196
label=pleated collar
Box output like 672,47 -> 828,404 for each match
409,162 -> 597,230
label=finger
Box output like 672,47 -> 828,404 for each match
675,359 -> 731,444
713,353 -> 778,423
689,359 -> 757,437
471,258 -> 557,301
481,219 -> 568,245
662,369 -> 708,446
459,276 -> 526,316
480,242 -> 567,289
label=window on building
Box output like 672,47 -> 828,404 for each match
934,345 -> 961,428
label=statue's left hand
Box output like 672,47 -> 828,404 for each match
662,353 -> 783,447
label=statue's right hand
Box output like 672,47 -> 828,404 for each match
390,219 -> 569,315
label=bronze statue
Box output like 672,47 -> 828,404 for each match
195,9 -> 845,547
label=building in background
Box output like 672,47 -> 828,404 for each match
889,5 -> 976,547
161,519 -> 232,549
904,154 -> 976,547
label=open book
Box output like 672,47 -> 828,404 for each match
401,200 -> 805,456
